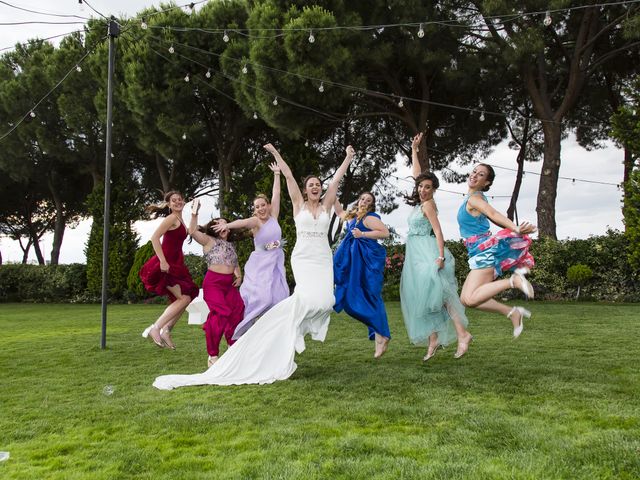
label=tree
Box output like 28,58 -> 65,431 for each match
611,76 -> 640,270
471,1 -> 640,238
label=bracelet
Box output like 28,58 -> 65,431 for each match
437,256 -> 445,261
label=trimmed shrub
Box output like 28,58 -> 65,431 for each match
0,264 -> 87,302
126,241 -> 155,300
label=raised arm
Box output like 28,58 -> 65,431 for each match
269,161 -> 282,219
264,143 -> 303,212
467,194 -> 537,235
214,216 -> 260,233
422,200 -> 446,270
323,145 -> 355,211
333,198 -> 346,220
188,199 -> 212,247
411,132 -> 423,178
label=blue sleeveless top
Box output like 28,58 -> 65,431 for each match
457,192 -> 490,238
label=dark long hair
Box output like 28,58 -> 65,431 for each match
197,218 -> 247,242
477,163 -> 495,192
406,172 -> 440,206
145,190 -> 183,218
301,175 -> 322,200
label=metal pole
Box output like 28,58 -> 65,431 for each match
101,18 -> 120,349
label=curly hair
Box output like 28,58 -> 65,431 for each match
406,172 -> 440,206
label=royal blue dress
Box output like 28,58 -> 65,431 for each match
333,212 -> 391,340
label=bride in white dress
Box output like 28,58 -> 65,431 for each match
153,143 -> 355,389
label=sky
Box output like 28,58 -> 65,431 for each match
0,1 -> 626,263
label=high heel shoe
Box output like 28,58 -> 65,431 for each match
510,267 -> 534,299
454,335 -> 473,359
142,324 -> 164,347
423,343 -> 439,362
159,327 -> 175,350
207,355 -> 218,368
508,306 -> 531,338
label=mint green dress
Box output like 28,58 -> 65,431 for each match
400,205 -> 468,347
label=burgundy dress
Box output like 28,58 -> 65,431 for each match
139,222 -> 199,302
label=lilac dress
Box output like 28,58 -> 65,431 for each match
233,216 -> 289,339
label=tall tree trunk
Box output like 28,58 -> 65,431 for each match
48,176 -> 65,265
27,222 -> 45,264
507,149 -> 526,222
20,238 -> 32,264
536,123 -> 562,239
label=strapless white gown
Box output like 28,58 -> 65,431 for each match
153,207 -> 335,389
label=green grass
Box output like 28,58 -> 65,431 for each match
0,302 -> 639,479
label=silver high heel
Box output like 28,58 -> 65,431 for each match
142,324 -> 164,347
508,306 -> 531,338
510,267 -> 534,299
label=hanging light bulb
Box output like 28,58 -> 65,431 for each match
223,30 -> 230,42
78,0 -> 85,12
253,111 -> 258,119
76,65 -> 82,72
417,23 -> 425,38
141,19 -> 148,30
397,97 -> 404,108
479,111 -> 485,122
308,30 -> 315,43
182,133 -> 187,140
205,69 -> 211,78
272,97 -> 278,106
572,178 -> 576,186
318,82 -> 325,93
543,11 -> 552,27
242,64 -> 248,74
184,73 -> 190,82
168,44 -> 175,54
29,111 -> 36,118
305,140 -> 309,147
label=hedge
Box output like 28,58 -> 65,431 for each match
1,230 -> 638,303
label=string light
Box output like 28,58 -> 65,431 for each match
29,111 -> 36,118
141,19 -> 148,30
318,82 -> 325,93
242,64 -> 248,74
304,140 -> 309,147
184,73 -> 190,82
168,44 -> 175,54
78,0 -> 84,13
253,111 -> 258,119
272,97 -> 278,106
308,30 -> 315,43
205,68 -> 211,78
223,30 -> 229,42
397,97 -> 404,108
479,111 -> 485,121
417,23 -> 425,38
543,11 -> 552,26
182,132 -> 187,140
76,65 -> 82,72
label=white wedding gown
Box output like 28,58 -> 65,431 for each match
153,206 -> 335,389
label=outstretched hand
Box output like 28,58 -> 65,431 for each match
517,221 -> 537,235
412,132 -> 423,151
191,198 -> 200,215
268,161 -> 281,174
212,222 -> 229,233
345,145 -> 355,160
263,143 -> 278,156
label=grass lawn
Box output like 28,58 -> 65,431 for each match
0,302 -> 639,479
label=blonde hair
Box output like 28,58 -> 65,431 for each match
344,192 -> 376,221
